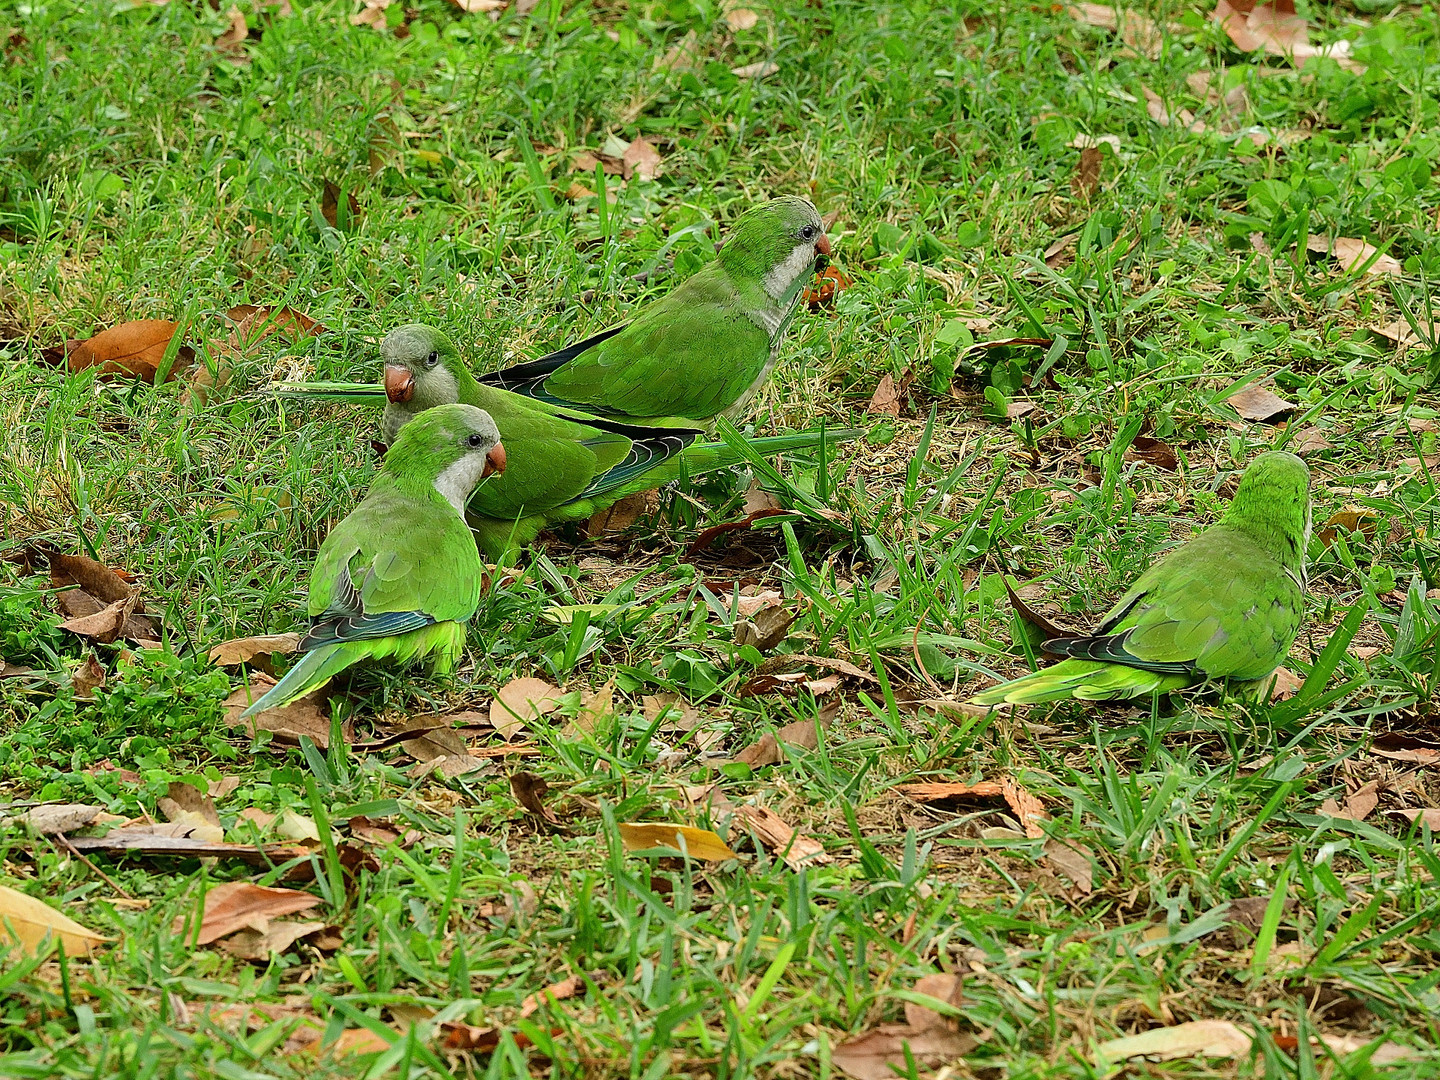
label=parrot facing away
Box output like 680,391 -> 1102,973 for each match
280,324 -> 857,559
970,451 -> 1312,705
239,404 -> 505,718
481,195 -> 831,428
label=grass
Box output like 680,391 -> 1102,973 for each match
2,0 -> 1440,1075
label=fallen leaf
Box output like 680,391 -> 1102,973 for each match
63,320 -> 194,383
1316,508 -> 1378,547
833,1023 -> 976,1080
1223,381 -> 1297,423
904,973 -> 965,1031
734,804 -> 831,869
2,803 -> 105,834
654,28 -> 700,71
216,5 -> 248,51
71,653 -> 106,698
1073,146 -> 1102,198
1306,235 -> 1401,276
451,0 -> 506,9
1266,666 -> 1303,701
803,265 -> 852,311
45,550 -> 133,602
276,809 -> 323,844
1125,436 -> 1178,471
180,881 -> 322,945
224,305 -> 325,343
510,771 -> 558,825
1288,426 -> 1331,454
491,676 -> 564,740
68,827 -> 306,861
0,884 -> 110,958
1044,232 -> 1080,267
1393,807 -> 1440,829
735,716 -> 826,767
867,373 -> 902,417
1141,85 -> 1204,132
223,673 -> 335,747
1096,1019 -> 1252,1062
621,136 -> 662,181
1043,838 -> 1094,896
1002,577 -> 1076,643
157,781 -> 224,843
616,822 -> 737,861
320,180 -> 360,231
401,725 -> 469,763
218,919 -> 329,960
1319,778 -> 1381,822
724,5 -> 758,30
585,489 -> 657,537
59,594 -> 138,645
1212,0 -> 1362,73
518,973 -> 586,1018
209,632 -> 302,668
899,779 -> 1047,838
643,693 -> 701,732
733,602 -> 798,652
731,59 -> 778,79
1067,2 -> 1176,58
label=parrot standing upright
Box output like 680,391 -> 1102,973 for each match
970,451 -> 1312,705
482,195 -> 831,428
240,404 -> 505,717
279,324 -> 856,559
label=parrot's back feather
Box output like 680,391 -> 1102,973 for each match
481,324 -> 630,397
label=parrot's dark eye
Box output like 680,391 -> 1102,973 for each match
800,225 -> 816,241
426,351 -> 440,367
466,433 -> 486,448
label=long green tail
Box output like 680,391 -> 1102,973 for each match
468,428 -> 861,560
969,657 -> 1194,706
272,381 -> 384,402
237,621 -> 467,717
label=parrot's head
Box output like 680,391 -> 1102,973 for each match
384,403 -> 506,515
1225,450 -> 1312,561
718,196 -> 831,306
381,324 -> 468,418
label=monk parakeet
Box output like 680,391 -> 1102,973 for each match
280,324 -> 854,559
240,404 -> 505,717
971,452 -> 1311,705
483,195 -> 830,427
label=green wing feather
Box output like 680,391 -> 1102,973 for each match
493,266 -> 773,423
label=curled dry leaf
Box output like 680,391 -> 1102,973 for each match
510,771 -> 559,825
734,601 -> 798,652
585,489 -> 657,537
899,778 -> 1048,839
0,884 -> 111,958
1141,85 -> 1205,133
1317,508 -> 1378,547
616,822 -> 738,861
904,973 -> 965,1031
452,0 -> 506,10
1042,838 -> 1094,896
1305,235 -> 1401,277
218,920 -> 330,960
1073,145 -> 1102,198
1265,665 -> 1303,701
1067,2 -> 1178,59
833,972 -> 975,1080
224,672 -> 336,747
157,781 -> 223,844
734,716 -> 825,768
216,6 -> 248,51
1212,0 -> 1362,73
62,320 -> 195,383
734,804 -> 830,869
518,972 -> 587,1017
723,4 -> 759,30
1319,778 -> 1381,823
180,881 -> 323,946
621,136 -> 662,181
803,265 -> 852,311
225,305 -> 325,343
491,676 -> 564,740
1223,381 -> 1296,423
1288,426 -> 1331,454
59,594 -> 139,646
731,59 -> 779,79
1125,435 -> 1178,471
209,633 -> 302,667
72,653 -> 106,698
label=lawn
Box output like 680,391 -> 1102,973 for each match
2,0 -> 1440,1076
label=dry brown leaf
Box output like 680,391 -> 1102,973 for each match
69,827 -> 306,861
1306,235 -> 1401,276
510,771 -> 559,824
655,29 -> 700,71
1224,381 -> 1297,423
59,594 -> 138,645
867,373 -> 902,417
1288,426 -> 1331,454
223,672 -> 335,747
64,320 -> 194,383
401,725 -> 469,763
180,881 -> 323,945
1073,146 -> 1102,198
4,803 -> 105,834
573,679 -> 615,734
1266,666 -> 1303,701
1212,0 -> 1362,72
643,693 -> 701,732
616,822 -> 737,861
1001,777 -> 1047,839
1043,838 -> 1094,895
491,676 -> 564,740
46,550 -> 132,602
733,716 -> 823,768
734,602 -> 798,652
1392,807 -> 1440,829
1067,3 -> 1175,58
803,265 -> 852,310
209,633 -> 302,667
216,5 -> 248,49
833,1023 -> 976,1080
451,0 -> 506,10
1317,508 -> 1378,547
1125,435 -> 1179,471
0,884 -> 110,958
1044,232 -> 1080,268
734,804 -> 830,869
518,973 -> 586,1018
585,490 -> 657,537
724,5 -> 758,30
904,973 -> 964,1031
1141,85 -> 1204,132
731,59 -> 778,79
621,136 -> 662,181
224,305 -> 325,343
1096,1019 -> 1252,1062
1320,778 -> 1381,822
218,919 -> 329,960
320,181 -> 360,230
157,781 -> 223,843
72,653 -> 106,698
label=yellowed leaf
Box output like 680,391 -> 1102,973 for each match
616,822 -> 738,861
1096,1019 -> 1252,1063
0,883 -> 110,957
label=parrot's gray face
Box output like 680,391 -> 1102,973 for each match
383,351 -> 461,417
426,406 -> 506,516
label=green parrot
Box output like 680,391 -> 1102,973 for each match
240,404 -> 505,718
971,451 -> 1312,705
282,324 -> 855,559
481,195 -> 831,427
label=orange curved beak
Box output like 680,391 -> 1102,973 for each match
483,441 -> 507,477
815,233 -> 832,257
384,364 -> 415,404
